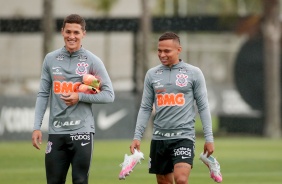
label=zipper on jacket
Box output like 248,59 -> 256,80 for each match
168,68 -> 172,85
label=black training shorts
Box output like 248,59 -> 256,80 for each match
149,139 -> 195,175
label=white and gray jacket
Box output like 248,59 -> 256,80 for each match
33,47 -> 114,134
134,60 -> 213,143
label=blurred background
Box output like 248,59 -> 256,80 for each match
0,0 -> 281,140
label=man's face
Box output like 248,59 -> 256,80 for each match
61,23 -> 86,53
158,39 -> 182,67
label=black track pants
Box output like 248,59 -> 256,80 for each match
45,132 -> 94,184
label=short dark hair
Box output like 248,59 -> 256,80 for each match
62,14 -> 86,31
158,32 -> 180,44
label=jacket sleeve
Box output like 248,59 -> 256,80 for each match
193,67 -> 214,142
33,57 -> 51,130
133,71 -> 154,140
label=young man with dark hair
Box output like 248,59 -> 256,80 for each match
32,14 -> 114,184
129,32 -> 218,184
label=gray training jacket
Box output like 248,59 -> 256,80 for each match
133,60 -> 214,143
33,47 -> 114,134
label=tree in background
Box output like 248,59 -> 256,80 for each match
136,0 -> 151,94
139,0 -> 153,139
42,0 -> 55,59
262,0 -> 281,138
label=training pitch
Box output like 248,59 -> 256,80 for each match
0,137 -> 281,184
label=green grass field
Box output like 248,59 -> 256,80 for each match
0,137 -> 281,184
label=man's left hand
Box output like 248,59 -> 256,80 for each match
204,142 -> 214,157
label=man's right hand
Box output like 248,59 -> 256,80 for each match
130,139 -> 141,154
32,130 -> 42,150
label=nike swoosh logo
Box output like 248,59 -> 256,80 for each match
97,109 -> 127,130
81,142 -> 90,146
182,156 -> 190,159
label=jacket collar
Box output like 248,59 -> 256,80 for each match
61,46 -> 85,56
161,59 -> 185,69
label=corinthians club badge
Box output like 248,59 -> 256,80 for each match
76,62 -> 89,76
176,74 -> 188,87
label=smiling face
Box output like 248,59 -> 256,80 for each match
158,39 -> 182,67
61,23 -> 86,53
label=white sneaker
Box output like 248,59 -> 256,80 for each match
200,152 -> 222,183
118,149 -> 144,180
